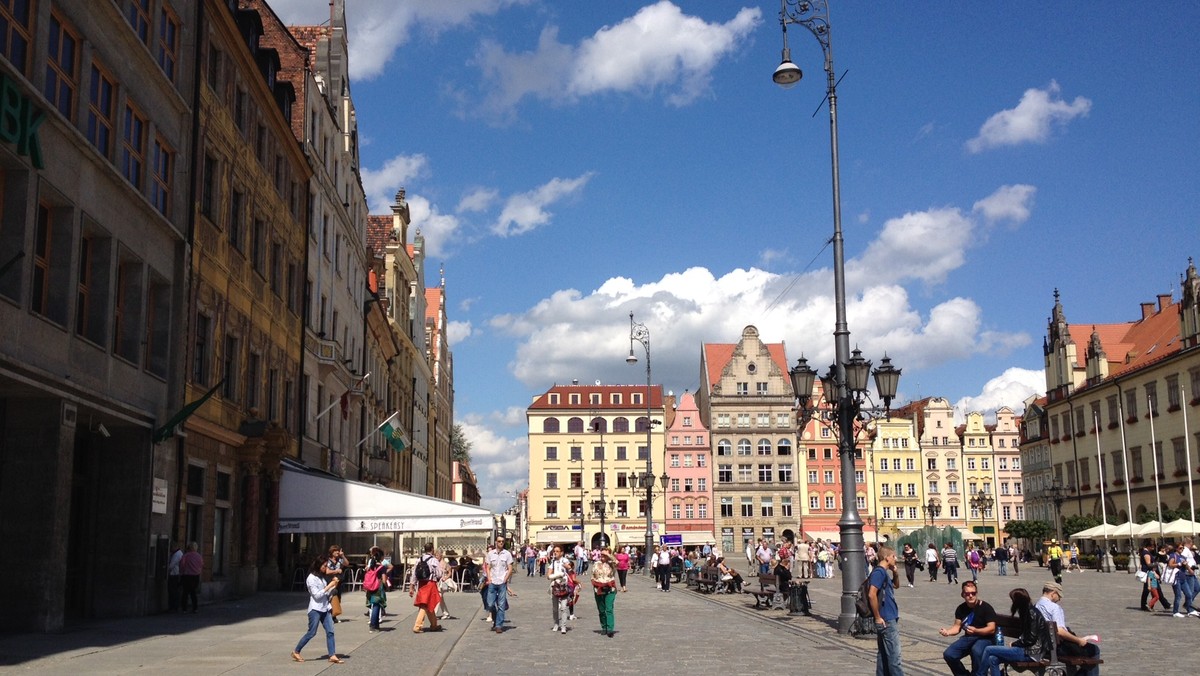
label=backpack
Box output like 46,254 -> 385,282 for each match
854,572 -> 874,617
362,565 -> 382,592
415,555 -> 432,582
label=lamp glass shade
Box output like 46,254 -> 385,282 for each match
821,368 -> 837,405
789,356 -> 817,400
844,348 -> 871,394
872,355 -> 901,400
660,472 -> 670,489
773,59 -> 802,88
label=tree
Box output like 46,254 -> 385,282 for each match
450,423 -> 472,464
1003,520 -> 1053,542
1062,513 -> 1104,538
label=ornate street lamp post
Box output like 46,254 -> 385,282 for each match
922,498 -> 942,527
627,312 -> 660,574
969,489 -> 995,546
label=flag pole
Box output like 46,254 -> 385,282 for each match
314,372 -> 371,421
1183,384 -> 1196,540
356,411 -> 398,448
1148,393 -> 1164,541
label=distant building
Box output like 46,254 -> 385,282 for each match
663,390 -> 715,546
452,460 -> 481,505
865,415 -> 922,543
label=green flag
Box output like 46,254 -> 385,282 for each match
381,420 -> 406,452
154,379 -> 224,443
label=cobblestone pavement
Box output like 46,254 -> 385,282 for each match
0,562 -> 1175,674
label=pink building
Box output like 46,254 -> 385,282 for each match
663,391 -> 715,548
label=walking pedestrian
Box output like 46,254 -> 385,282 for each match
363,547 -> 387,632
1047,539 -> 1064,585
941,542 -> 959,584
321,545 -> 349,623
994,542 -> 1009,576
797,539 -> 812,579
483,536 -> 514,634
967,544 -> 983,582
591,549 -> 618,637
291,557 -> 344,664
657,545 -> 672,592
180,542 -> 203,613
547,546 -> 571,634
868,545 -> 903,675
925,543 -> 940,582
1137,539 -> 1155,611
615,547 -> 630,591
166,542 -> 183,612
901,543 -> 918,588
409,542 -> 444,633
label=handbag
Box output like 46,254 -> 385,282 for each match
1162,566 -> 1179,586
1135,570 -> 1148,583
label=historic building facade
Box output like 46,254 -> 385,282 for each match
866,415 -> 922,540
697,326 -> 801,552
1036,260 -> 1200,530
663,390 -> 715,545
0,0 -> 197,631
526,383 -> 667,551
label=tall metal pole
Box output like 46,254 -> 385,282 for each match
628,312 -> 655,575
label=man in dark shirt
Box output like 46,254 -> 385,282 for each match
869,545 -> 903,675
938,580 -> 998,676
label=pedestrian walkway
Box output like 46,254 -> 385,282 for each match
0,562 -> 1173,674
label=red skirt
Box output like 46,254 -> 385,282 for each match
413,580 -> 442,610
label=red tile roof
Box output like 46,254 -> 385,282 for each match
365,215 -> 392,257
701,341 -> 789,391
1068,301 -> 1181,380
529,384 -> 666,411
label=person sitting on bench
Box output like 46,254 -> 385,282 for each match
1035,582 -> 1100,676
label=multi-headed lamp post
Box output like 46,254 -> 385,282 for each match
922,498 -> 942,527
774,0 -> 906,634
969,489 -> 995,546
627,312 -> 658,575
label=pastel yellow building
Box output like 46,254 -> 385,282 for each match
866,415 -> 923,541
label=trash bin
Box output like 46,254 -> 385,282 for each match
789,584 -> 811,614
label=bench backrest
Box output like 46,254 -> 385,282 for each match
994,614 -> 1060,664
759,573 -> 778,588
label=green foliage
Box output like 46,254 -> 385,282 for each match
450,423 -> 472,464
1003,520 -> 1053,541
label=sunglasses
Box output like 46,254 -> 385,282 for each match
961,591 -> 977,597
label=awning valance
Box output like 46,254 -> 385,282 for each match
278,460 -> 494,534
534,530 -> 580,545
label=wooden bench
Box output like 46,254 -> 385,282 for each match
748,573 -> 786,610
695,566 -> 721,593
994,615 -> 1103,676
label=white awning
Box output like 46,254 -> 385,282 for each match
534,530 -> 581,545
278,460 -> 493,534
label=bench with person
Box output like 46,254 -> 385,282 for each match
695,566 -> 722,593
993,615 -> 1103,676
747,573 -> 786,610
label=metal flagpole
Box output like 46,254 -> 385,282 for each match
356,410 -> 398,447
1184,384 -> 1197,540
314,373 -> 371,421
1148,394 -> 1164,541
1095,412 -> 1111,570
1118,399 -> 1136,568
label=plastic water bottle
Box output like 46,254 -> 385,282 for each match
995,627 -> 1004,645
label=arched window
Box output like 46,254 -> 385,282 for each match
635,416 -> 650,432
590,417 -> 607,433
567,417 -> 585,433
777,439 -> 792,455
757,439 -> 772,455
717,439 -> 732,456
543,417 -> 560,433
613,417 -> 630,432
737,439 -> 752,456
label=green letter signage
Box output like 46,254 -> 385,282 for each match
0,74 -> 45,169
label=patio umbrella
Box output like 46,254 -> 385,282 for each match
1162,518 -> 1200,538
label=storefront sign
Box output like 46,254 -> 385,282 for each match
151,478 -> 168,514
0,73 -> 45,169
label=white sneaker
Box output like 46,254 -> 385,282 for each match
656,583 -> 661,589
1175,612 -> 1187,618
560,626 -> 568,634
483,615 -> 492,622
1190,611 -> 1200,617
569,614 -> 577,620
907,584 -> 914,588
551,625 -> 558,631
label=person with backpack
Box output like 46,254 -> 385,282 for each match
867,545 -> 903,675
967,544 -> 984,582
362,547 -> 387,632
408,542 -> 444,633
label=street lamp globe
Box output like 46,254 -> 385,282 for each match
773,51 -> 802,88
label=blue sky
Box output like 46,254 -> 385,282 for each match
271,1 -> 1199,513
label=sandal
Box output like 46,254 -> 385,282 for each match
291,651 -> 304,663
329,656 -> 345,664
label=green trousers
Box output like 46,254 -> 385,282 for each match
594,591 -> 615,633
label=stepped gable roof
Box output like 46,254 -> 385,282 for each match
701,342 -> 789,391
285,25 -> 330,71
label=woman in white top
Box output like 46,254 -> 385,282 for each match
292,557 -> 344,664
547,546 -> 571,633
925,543 -> 941,582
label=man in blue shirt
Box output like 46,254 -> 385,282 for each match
869,545 -> 904,675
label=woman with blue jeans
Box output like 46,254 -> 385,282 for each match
980,588 -> 1050,676
292,557 -> 344,664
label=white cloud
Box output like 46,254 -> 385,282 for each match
476,2 -> 761,118
953,367 -> 1045,419
459,415 -> 529,512
457,188 -> 500,214
973,184 -> 1036,226
966,81 -> 1092,153
848,206 -> 972,287
271,0 -> 530,81
758,248 -> 788,269
492,173 -> 595,236
405,194 -> 462,259
447,320 -> 473,345
361,153 -> 429,213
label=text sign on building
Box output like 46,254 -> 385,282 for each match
151,478 -> 168,514
659,534 -> 683,546
0,73 -> 45,169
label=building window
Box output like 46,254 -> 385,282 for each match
670,478 -> 680,492
31,204 -> 54,319
121,103 -> 147,188
823,470 -> 833,483
87,63 -> 117,158
545,446 -> 557,461
825,495 -> 835,510
45,12 -> 79,118
683,454 -> 693,467
760,498 -> 774,517
193,314 -> 211,384
717,464 -> 732,483
228,190 -> 244,251
720,497 -> 733,517
569,446 -> 582,461
671,504 -> 681,519
737,439 -> 751,455
0,0 -> 33,73
809,495 -> 819,510
245,352 -> 261,408
156,6 -> 180,80
698,453 -> 706,467
717,440 -> 731,456
758,439 -> 772,455
758,464 -> 772,482
698,477 -> 706,491
569,473 -> 581,489
683,478 -> 693,492
126,0 -> 152,44
251,219 -> 266,273
617,446 -> 627,461
201,154 -> 218,220
223,335 -> 239,401
778,463 -> 792,483
757,413 -> 770,427
736,382 -> 748,395
738,464 -> 753,482
737,413 -> 750,428
741,497 -> 753,517
145,273 -> 171,377
545,500 -> 558,518
698,503 -> 707,518
545,473 -> 557,489
149,137 -> 172,214
808,470 -> 818,483
670,453 -> 679,467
